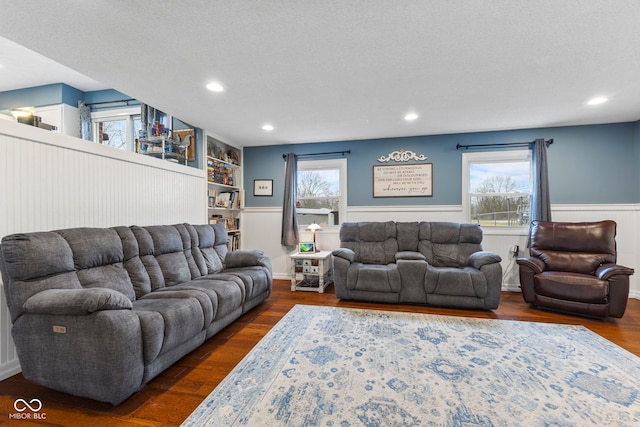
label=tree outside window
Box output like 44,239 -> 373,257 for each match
296,159 -> 345,227
91,107 -> 140,152
98,120 -> 127,150
464,151 -> 531,228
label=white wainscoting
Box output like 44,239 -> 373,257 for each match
0,120 -> 207,381
243,203 -> 640,298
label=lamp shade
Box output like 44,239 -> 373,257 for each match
306,223 -> 323,232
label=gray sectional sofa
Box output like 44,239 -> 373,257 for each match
332,221 -> 502,309
0,223 -> 272,405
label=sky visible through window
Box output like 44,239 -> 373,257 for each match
470,161 -> 530,192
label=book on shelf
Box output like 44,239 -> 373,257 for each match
227,232 -> 240,251
209,215 -> 240,231
208,188 -> 217,208
207,159 -> 234,186
210,190 -> 240,209
215,192 -> 231,208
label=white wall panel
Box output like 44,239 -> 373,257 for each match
0,120 -> 207,380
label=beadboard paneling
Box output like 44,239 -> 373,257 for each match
0,120 -> 207,380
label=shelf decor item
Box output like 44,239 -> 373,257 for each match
298,242 -> 316,253
206,134 -> 242,249
254,179 -> 273,196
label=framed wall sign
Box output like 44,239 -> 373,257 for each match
253,179 -> 273,196
373,164 -> 433,197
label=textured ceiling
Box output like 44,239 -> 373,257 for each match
1,1 -> 639,147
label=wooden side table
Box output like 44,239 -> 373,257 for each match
290,250 -> 333,293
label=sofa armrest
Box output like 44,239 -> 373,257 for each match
596,263 -> 635,280
467,251 -> 502,269
395,251 -> 426,262
516,256 -> 546,274
332,248 -> 355,263
225,250 -> 269,268
23,288 -> 132,316
516,256 -> 545,303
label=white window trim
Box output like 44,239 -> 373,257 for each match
462,149 -> 531,233
297,158 -> 348,229
91,106 -> 140,151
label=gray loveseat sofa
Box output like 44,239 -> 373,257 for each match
332,221 -> 502,309
0,223 -> 272,405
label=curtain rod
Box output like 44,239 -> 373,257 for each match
86,98 -> 137,107
456,139 -> 553,150
282,150 -> 351,160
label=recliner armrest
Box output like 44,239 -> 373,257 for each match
596,263 -> 635,280
225,250 -> 270,268
332,248 -> 355,263
23,288 -> 132,316
516,256 -> 546,274
467,251 -> 502,269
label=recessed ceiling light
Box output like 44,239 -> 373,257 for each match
262,124 -> 275,131
404,113 -> 419,121
206,82 -> 224,92
587,96 -> 608,105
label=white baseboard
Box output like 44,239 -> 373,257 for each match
0,360 -> 21,381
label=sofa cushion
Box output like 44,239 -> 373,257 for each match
218,267 -> 270,300
201,248 -> 224,273
183,224 -> 208,276
144,289 -> 214,327
145,226 -> 192,286
192,278 -> 244,319
396,222 -> 419,251
1,232 -> 81,321
535,272 -> 608,304
534,250 -> 611,276
419,222 -> 483,267
76,264 -> 136,300
56,228 -> 122,269
529,221 -> 617,275
340,222 -> 398,265
55,228 -> 136,300
133,296 -> 205,362
193,224 -> 225,273
132,226 -> 192,289
112,227 -> 152,298
347,263 -> 401,293
1,232 -> 75,281
426,266 -> 488,298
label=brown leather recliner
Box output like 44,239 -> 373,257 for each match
517,220 -> 634,318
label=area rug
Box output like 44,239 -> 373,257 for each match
182,305 -> 640,426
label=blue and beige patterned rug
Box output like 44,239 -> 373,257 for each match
182,305 -> 640,426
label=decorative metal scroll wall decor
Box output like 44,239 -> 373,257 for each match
377,149 -> 427,163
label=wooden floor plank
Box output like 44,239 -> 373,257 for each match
2,280 -> 639,426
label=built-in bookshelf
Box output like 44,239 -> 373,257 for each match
206,135 -> 242,250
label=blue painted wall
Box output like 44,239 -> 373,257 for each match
83,89 -> 138,108
0,84 -> 135,110
0,83 -> 70,110
243,121 -> 640,207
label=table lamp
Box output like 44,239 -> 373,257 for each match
306,223 -> 323,246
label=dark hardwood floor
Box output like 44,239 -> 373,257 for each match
2,280 -> 640,426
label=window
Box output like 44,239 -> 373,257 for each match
91,107 -> 140,151
296,158 -> 347,227
462,150 -> 531,227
